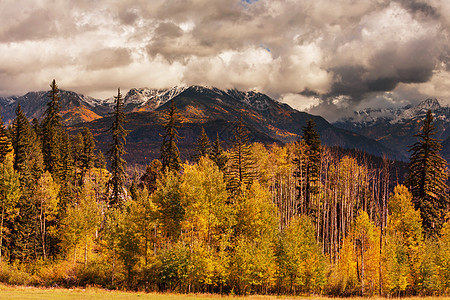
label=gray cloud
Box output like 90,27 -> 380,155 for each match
0,0 -> 448,121
84,48 -> 133,70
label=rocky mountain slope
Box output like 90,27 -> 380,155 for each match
67,86 -> 403,164
1,86 -> 404,164
0,90 -> 104,125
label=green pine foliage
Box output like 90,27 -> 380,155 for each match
140,159 -> 163,193
11,104 -> 31,172
192,127 -> 211,163
160,99 -> 182,173
74,127 -> 97,184
0,114 -> 11,163
106,88 -> 128,208
8,105 -> 45,262
294,119 -> 321,215
226,117 -> 255,195
42,79 -> 63,176
405,110 -> 449,237
210,132 -> 228,172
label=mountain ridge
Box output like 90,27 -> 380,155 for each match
1,86 -> 406,164
334,98 -> 450,161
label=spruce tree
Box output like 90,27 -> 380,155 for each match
300,119 -> 321,215
210,132 -> 228,172
226,116 -> 255,194
0,113 -> 11,163
107,88 -> 128,207
9,107 -> 45,261
11,104 -> 32,172
42,79 -> 62,176
192,127 -> 211,163
160,99 -> 182,173
95,150 -> 106,169
74,127 -> 96,183
405,110 -> 449,236
58,131 -> 75,210
140,159 -> 163,193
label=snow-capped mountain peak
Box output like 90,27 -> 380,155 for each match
416,98 -> 441,110
391,98 -> 444,124
334,98 -> 449,130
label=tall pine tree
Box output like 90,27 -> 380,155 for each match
160,99 -> 182,173
226,116 -> 255,194
42,79 -> 62,176
192,127 -> 210,163
9,106 -> 45,262
405,110 -> 448,237
210,132 -> 228,172
405,110 -> 449,236
11,104 -> 32,172
0,113 -> 11,163
107,88 -> 128,207
300,119 -> 321,215
74,127 -> 96,184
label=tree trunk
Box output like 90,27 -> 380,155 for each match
84,235 -> 88,267
0,204 -> 4,262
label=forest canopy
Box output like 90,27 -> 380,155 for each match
0,81 -> 448,296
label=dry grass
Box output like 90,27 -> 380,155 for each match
0,285 -> 448,300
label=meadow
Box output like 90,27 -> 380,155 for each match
0,285 -> 449,300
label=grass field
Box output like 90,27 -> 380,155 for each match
0,285 -> 449,300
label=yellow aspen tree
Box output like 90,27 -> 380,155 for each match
0,152 -> 21,261
35,171 -> 60,260
382,185 -> 424,295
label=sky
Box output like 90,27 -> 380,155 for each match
0,0 -> 449,121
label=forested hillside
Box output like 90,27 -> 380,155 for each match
0,81 -> 448,296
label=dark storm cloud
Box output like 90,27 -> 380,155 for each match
396,0 -> 439,19
326,36 -> 437,104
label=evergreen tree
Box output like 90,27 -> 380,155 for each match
95,150 -> 106,169
301,119 -> 322,215
160,99 -> 182,173
210,132 -> 228,172
405,110 -> 449,237
11,104 -> 32,172
140,159 -> 163,193
226,116 -> 255,194
107,88 -> 128,207
192,127 -> 210,163
42,79 -> 62,176
59,131 -> 75,210
0,114 -> 11,163
74,127 -> 96,184
30,118 -> 41,138
9,110 -> 44,261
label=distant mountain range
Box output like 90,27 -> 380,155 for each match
334,98 -> 450,162
2,86 -> 442,165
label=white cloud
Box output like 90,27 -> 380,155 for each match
0,0 -> 447,120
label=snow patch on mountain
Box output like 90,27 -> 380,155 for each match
390,98 -> 445,124
335,98 -> 449,129
124,86 -> 187,109
226,89 -> 279,111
